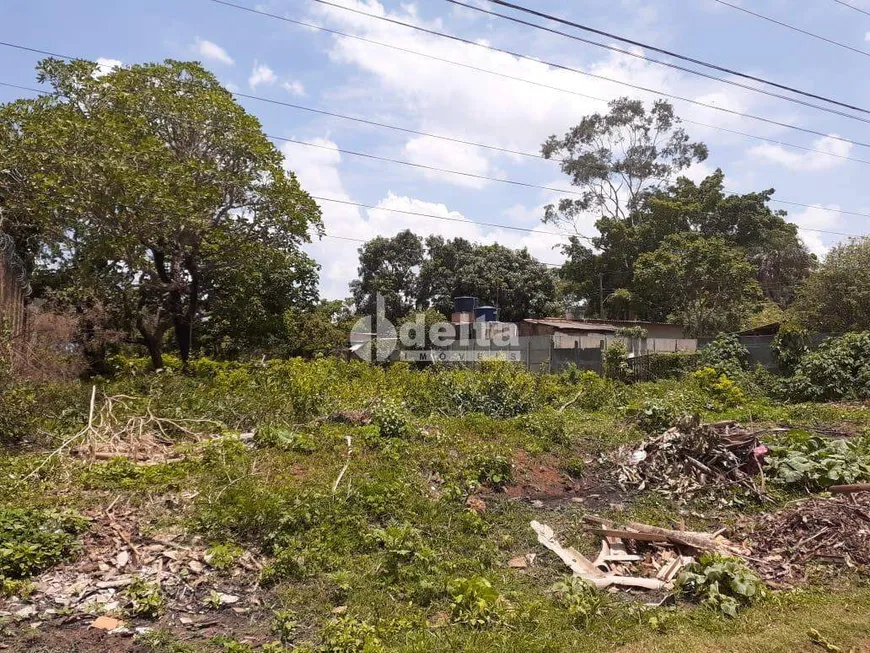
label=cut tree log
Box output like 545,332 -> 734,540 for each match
829,483 -> 870,494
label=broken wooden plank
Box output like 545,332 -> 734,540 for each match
531,521 -> 608,585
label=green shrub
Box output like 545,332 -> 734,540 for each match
205,542 -> 243,570
514,408 -> 568,445
123,577 -> 165,618
371,400 -> 412,439
765,433 -> 870,491
435,363 -> 539,418
447,576 -> 501,627
464,452 -> 513,490
785,332 -> 870,402
0,359 -> 36,446
321,616 -> 384,653
0,508 -> 88,579
271,609 -> 298,644
699,334 -> 748,378
691,368 -> 745,408
550,577 -> 603,628
770,326 -> 810,375
256,425 -> 317,453
602,341 -> 630,381
676,553 -> 763,617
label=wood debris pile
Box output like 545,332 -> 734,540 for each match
615,420 -> 767,501
531,515 -> 748,593
743,492 -> 870,584
0,508 -> 262,625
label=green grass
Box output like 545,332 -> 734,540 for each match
2,359 -> 870,651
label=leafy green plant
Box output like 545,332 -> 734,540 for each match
514,408 -> 568,445
550,577 -> 603,628
271,609 -> 298,644
699,334 -> 748,378
771,326 -> 810,376
370,522 -> 432,581
632,399 -> 681,435
371,400 -> 411,439
602,341 -> 631,381
0,508 -> 88,579
785,332 -> 870,402
464,452 -> 513,490
205,542 -> 243,570
676,553 -> 763,617
256,425 -> 317,453
447,576 -> 501,627
765,433 -> 870,491
691,368 -> 745,408
124,577 -> 165,618
321,615 -> 384,653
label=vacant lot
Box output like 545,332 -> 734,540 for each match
1,358 -> 869,652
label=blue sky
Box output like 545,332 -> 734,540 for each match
2,0 -> 869,299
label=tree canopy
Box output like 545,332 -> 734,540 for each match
789,238 -> 870,334
350,231 -> 557,323
0,58 -> 322,367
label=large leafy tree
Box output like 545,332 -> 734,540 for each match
417,236 -> 557,321
350,230 -> 425,322
559,170 -> 814,319
0,58 -> 322,368
542,97 -> 708,231
789,238 -> 870,334
633,234 -> 763,336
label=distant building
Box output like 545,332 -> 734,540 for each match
519,318 -> 686,340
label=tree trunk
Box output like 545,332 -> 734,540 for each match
139,326 -> 164,370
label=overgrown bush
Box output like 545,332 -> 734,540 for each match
435,363 -> 540,418
698,334 -> 748,378
677,553 -> 763,617
321,616 -> 384,653
690,368 -> 745,408
770,326 -> 810,376
0,357 -> 36,446
0,508 -> 88,579
602,341 -> 630,381
785,332 -> 870,402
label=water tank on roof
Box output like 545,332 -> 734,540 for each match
474,306 -> 498,322
454,296 -> 478,313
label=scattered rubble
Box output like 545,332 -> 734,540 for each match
0,507 -> 262,625
741,493 -> 870,584
530,516 -> 746,593
614,419 -> 768,501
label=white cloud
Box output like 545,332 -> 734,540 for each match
789,203 -> 842,258
283,80 -> 306,96
93,57 -> 122,78
192,38 -> 234,65
281,136 -> 574,298
403,137 -> 497,189
749,134 -> 853,172
248,61 -> 276,89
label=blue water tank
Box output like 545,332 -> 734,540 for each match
454,296 -> 478,313
474,306 -> 498,322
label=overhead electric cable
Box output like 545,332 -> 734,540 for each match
202,0 -> 870,151
0,79 -> 865,236
480,0 -> 870,110
5,40 -> 870,169
832,0 -> 870,18
715,0 -> 870,57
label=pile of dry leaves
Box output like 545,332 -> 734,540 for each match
614,420 -> 768,501
742,492 -> 870,585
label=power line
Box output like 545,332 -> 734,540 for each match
203,0 -> 870,152
715,0 -> 870,58
445,0 -> 870,125
0,80 -> 865,236
832,0 -> 870,18
5,39 -> 870,170
320,233 -> 564,267
480,0 -> 870,112
275,136 -> 579,196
